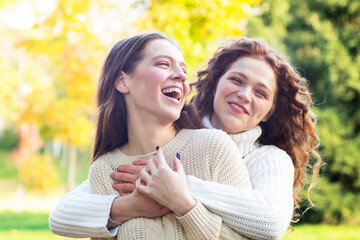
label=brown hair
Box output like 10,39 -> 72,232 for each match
92,32 -> 201,163
191,37 -> 322,211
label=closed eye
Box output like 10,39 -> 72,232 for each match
230,77 -> 243,84
256,90 -> 267,99
157,62 -> 169,67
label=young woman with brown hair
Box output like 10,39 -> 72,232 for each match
60,31 -> 251,240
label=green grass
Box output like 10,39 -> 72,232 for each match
0,230 -> 69,240
0,211 -> 50,230
0,211 -> 88,240
1,210 -> 360,240
282,224 -> 360,240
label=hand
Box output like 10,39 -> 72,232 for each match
110,159 -> 148,195
137,147 -> 196,216
110,187 -> 170,223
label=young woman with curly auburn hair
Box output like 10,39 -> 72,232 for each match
187,37 -> 322,236
191,37 -> 321,210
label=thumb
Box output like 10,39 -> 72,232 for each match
173,153 -> 183,172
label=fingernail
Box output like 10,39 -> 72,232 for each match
176,152 -> 180,160
156,146 -> 159,150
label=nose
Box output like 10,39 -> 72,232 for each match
171,66 -> 187,82
237,87 -> 251,103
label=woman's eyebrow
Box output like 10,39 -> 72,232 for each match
229,71 -> 248,80
230,71 -> 272,93
257,82 -> 272,93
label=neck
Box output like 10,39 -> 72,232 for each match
122,120 -> 177,156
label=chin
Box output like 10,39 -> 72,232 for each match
224,123 -> 244,134
162,111 -> 182,124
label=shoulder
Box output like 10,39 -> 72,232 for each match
248,144 -> 290,159
246,144 -> 294,170
186,128 -> 232,142
183,128 -> 236,152
91,153 -> 110,168
183,128 -> 239,159
89,149 -> 120,175
180,128 -> 238,158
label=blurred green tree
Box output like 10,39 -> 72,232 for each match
247,0 -> 360,224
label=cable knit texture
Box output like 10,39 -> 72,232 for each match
186,116 -> 295,240
49,117 -> 294,239
88,128 -> 251,240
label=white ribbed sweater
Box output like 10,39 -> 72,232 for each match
88,128 -> 251,240
191,116 -> 295,239
49,122 -> 294,240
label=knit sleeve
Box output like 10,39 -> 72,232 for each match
177,130 -> 252,240
187,145 -> 295,240
48,179 -> 119,238
89,156 -> 119,195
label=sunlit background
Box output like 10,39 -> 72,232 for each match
0,0 -> 359,239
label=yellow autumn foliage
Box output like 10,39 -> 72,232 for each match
18,154 -> 59,192
136,0 -> 261,78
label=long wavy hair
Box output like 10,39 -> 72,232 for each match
92,32 -> 201,163
191,37 -> 322,211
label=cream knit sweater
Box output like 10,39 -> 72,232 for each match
49,122 -> 294,240
88,128 -> 251,240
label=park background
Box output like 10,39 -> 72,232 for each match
0,0 -> 359,239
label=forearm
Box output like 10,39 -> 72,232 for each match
49,180 -> 119,238
109,195 -> 148,223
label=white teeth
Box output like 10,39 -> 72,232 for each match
231,103 -> 246,113
161,87 -> 181,94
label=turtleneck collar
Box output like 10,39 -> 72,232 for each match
202,115 -> 262,157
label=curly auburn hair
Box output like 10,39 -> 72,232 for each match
190,37 -> 322,210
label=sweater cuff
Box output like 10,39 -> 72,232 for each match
107,197 -> 122,229
176,201 -> 222,238
49,193 -> 119,238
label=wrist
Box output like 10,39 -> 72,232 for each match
110,196 -> 137,223
171,194 -> 196,217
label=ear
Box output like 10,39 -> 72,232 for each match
115,71 -> 129,94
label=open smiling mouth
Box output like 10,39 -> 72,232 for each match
161,87 -> 182,101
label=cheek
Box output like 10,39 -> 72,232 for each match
145,68 -> 164,84
257,102 -> 273,119
214,83 -> 232,100
183,81 -> 190,96
212,88 -> 223,110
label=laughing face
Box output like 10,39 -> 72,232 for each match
211,56 -> 277,134
116,39 -> 189,125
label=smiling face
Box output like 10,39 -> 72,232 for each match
116,39 -> 189,125
211,56 -> 277,134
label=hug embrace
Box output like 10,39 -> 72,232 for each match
49,31 -> 322,240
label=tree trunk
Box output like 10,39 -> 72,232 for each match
67,144 -> 77,191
